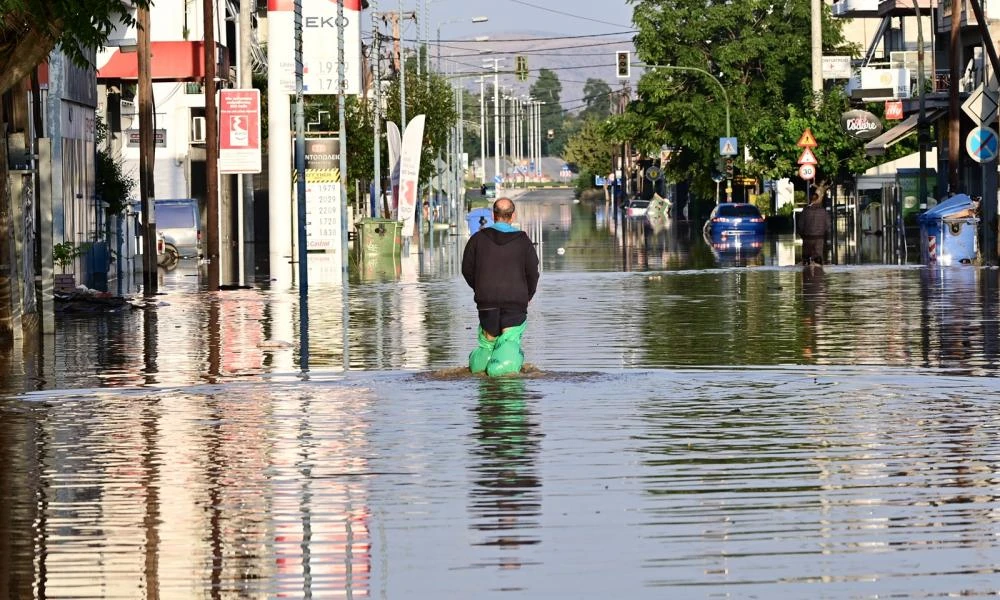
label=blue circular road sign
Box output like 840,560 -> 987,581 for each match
966,126 -> 999,163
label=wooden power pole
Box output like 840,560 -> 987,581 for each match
205,0 -> 220,290
137,5 -> 157,296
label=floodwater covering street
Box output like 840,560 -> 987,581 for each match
2,188 -> 1000,598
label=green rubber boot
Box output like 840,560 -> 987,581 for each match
486,321 -> 527,377
469,327 -> 497,374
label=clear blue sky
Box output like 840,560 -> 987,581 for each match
400,0 -> 636,39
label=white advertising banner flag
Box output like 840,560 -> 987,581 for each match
386,121 -> 402,213
267,0 -> 363,95
397,115 -> 426,238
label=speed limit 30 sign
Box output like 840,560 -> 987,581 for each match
798,164 -> 816,180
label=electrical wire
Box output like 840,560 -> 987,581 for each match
502,0 -> 632,29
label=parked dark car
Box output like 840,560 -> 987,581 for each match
704,202 -> 766,237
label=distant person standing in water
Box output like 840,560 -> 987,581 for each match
462,197 -> 539,376
797,190 -> 830,265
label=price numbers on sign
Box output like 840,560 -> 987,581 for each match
305,182 -> 341,251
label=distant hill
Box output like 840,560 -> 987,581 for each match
440,30 -> 637,114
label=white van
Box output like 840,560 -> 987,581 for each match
155,199 -> 201,263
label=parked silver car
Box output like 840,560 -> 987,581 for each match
155,199 -> 201,267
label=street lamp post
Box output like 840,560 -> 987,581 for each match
636,62 -> 731,197
437,16 -> 487,71
484,58 -> 502,188
480,76 -> 487,185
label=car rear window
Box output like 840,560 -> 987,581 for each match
157,204 -> 196,229
718,204 -> 761,218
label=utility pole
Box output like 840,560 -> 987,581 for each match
337,0 -> 349,277
948,0 -> 961,191
480,77 -> 486,185
491,59 -> 500,188
373,13 -> 382,216
398,0 -> 407,133
137,4 -> 157,296
811,0 -> 822,99
239,0 -> 254,283
915,1 -> 927,236
205,0 -> 220,291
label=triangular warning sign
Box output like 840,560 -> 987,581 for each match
722,140 -> 735,155
797,128 -> 818,148
797,147 -> 818,165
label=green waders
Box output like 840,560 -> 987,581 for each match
468,321 -> 527,377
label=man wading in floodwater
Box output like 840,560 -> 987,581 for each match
462,197 -> 540,376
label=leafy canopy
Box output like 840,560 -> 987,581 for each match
621,0 -> 858,196
0,0 -> 149,95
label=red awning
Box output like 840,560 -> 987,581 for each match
97,41 -> 227,82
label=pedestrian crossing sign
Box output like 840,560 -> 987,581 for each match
797,128 -> 818,148
720,137 -> 738,156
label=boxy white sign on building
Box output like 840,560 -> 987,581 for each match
822,56 -> 853,80
858,67 -> 911,99
267,0 -> 363,95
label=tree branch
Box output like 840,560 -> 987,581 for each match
0,22 -> 61,97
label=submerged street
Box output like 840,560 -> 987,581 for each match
2,188 -> 1000,598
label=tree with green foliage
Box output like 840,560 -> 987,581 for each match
564,119 -> 615,177
564,118 -> 616,194
462,88 -> 482,161
0,0 -> 148,95
95,117 -> 136,216
303,55 -> 458,204
623,0 -> 857,198
747,87 -> 916,190
530,68 -> 564,156
382,60 -> 459,188
580,78 -> 613,121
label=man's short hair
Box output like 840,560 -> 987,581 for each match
493,198 -> 515,220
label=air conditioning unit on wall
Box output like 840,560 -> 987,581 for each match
191,116 -> 206,143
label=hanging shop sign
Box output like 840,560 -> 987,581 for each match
841,109 -> 883,141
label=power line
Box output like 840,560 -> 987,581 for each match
382,30 -> 636,43
502,0 -> 633,29
446,39 -> 634,57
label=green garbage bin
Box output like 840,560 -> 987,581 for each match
467,198 -> 490,212
355,218 -> 402,259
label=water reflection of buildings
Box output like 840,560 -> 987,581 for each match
469,379 -> 543,568
1,282 -> 372,596
0,383 -> 374,597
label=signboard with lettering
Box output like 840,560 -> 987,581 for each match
126,129 -> 166,148
885,100 -> 904,120
219,89 -> 262,174
841,109 -> 884,141
267,0 -> 362,95
822,55 -> 853,80
303,138 -> 342,253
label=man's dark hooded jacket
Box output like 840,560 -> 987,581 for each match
797,203 -> 830,238
462,227 -> 539,312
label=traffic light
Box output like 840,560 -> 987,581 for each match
724,158 -> 734,178
616,51 -> 631,79
515,55 -> 528,82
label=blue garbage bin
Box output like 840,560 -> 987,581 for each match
918,194 -> 979,265
466,208 -> 493,234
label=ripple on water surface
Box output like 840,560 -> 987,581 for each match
2,367 -> 999,598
